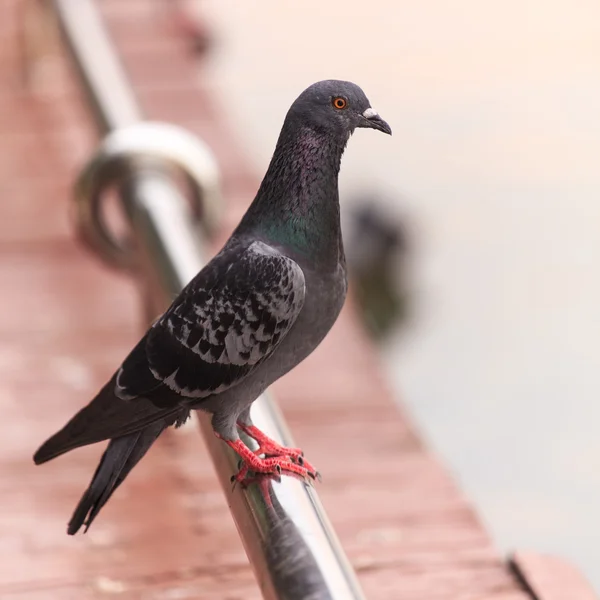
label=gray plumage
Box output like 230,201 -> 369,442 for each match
34,79 -> 391,534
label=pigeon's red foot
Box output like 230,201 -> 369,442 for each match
237,423 -> 319,476
219,437 -> 319,484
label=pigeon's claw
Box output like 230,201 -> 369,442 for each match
237,423 -> 319,475
223,438 -> 318,484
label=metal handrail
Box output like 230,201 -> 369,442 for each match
46,1 -> 366,598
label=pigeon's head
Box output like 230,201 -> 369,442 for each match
288,80 -> 392,139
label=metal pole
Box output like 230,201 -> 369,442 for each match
47,0 -> 366,598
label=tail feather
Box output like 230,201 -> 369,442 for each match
67,422 -> 166,535
33,379 -> 178,465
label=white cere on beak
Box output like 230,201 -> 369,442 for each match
363,107 -> 379,119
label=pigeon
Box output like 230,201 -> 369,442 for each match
34,80 -> 391,535
346,200 -> 411,339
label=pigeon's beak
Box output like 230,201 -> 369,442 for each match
359,107 -> 392,135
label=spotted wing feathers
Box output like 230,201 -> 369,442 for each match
141,241 -> 305,399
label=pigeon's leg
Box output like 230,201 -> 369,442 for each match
239,423 -> 303,459
236,410 -> 319,478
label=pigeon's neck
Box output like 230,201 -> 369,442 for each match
241,125 -> 347,268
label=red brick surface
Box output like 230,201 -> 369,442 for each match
0,0 -> 591,598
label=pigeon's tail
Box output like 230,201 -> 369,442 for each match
33,376 -> 181,465
67,421 -> 166,535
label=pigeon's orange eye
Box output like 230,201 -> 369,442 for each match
332,97 -> 348,110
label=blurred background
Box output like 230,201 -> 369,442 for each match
196,0 -> 600,588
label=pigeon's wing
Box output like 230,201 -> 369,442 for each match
130,240 -> 305,401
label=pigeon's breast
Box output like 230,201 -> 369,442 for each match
198,260 -> 347,417
265,260 -> 348,378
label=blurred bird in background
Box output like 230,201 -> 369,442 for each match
344,196 -> 411,341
